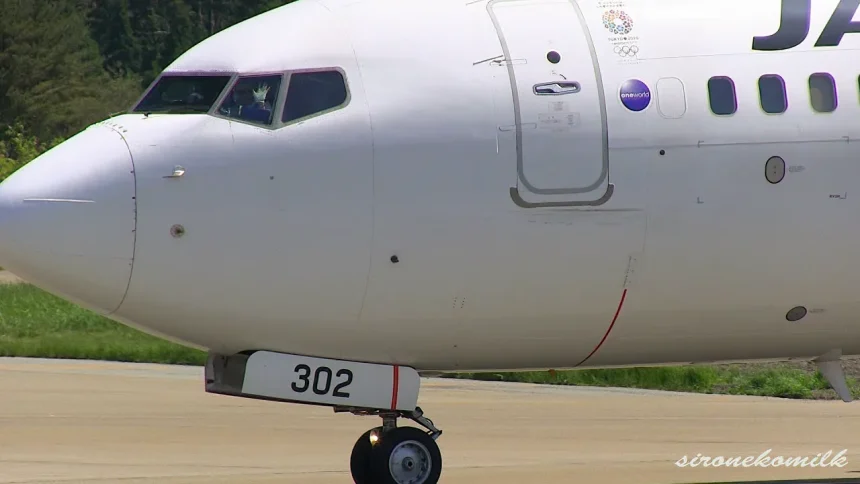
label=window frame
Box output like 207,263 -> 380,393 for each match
129,71 -> 239,115
211,71 -> 288,129
757,74 -> 788,115
856,75 -> 860,108
128,67 -> 351,130
280,67 -> 352,127
808,72 -> 838,113
706,76 -> 738,117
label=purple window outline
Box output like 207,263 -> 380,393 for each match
758,74 -> 788,114
809,72 -> 837,113
707,76 -> 737,116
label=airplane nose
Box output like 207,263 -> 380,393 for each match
0,124 -> 136,315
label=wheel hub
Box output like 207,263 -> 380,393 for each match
389,440 -> 432,484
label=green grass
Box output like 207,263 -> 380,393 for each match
444,365 -> 859,400
0,283 -> 854,399
0,283 -> 205,365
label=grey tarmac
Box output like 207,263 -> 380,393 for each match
2,358 -> 860,483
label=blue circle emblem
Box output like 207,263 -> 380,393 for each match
619,79 -> 651,112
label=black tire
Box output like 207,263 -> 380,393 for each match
370,426 -> 442,484
350,426 -> 381,484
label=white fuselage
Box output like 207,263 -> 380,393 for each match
1,0 -> 859,372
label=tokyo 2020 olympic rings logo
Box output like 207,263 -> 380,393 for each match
613,45 -> 639,57
603,10 -> 634,35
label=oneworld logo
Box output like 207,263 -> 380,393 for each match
619,79 -> 651,111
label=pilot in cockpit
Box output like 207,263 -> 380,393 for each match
218,79 -> 274,125
241,83 -> 273,123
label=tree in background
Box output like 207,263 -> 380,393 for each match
87,0 -> 142,78
0,123 -> 61,181
87,0 -> 295,87
0,0 -> 296,180
0,0 -> 141,173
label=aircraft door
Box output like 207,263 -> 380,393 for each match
488,0 -> 611,207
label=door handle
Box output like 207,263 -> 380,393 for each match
163,166 -> 186,179
533,81 -> 581,95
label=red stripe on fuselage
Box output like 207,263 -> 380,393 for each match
575,289 -> 628,367
391,365 -> 400,410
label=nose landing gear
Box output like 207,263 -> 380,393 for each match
205,352 -> 439,483
340,406 -> 443,484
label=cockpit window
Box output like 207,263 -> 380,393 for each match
133,75 -> 232,114
282,70 -> 349,123
218,74 -> 283,126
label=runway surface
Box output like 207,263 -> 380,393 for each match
2,358 -> 860,484
0,270 -> 24,284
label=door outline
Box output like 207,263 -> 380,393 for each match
487,0 -> 612,206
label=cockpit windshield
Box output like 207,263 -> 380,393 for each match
132,75 -> 232,114
218,74 -> 283,126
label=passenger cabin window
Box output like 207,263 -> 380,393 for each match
133,75 -> 232,114
282,70 -> 348,123
857,75 -> 860,106
707,76 -> 737,116
809,73 -> 837,113
218,74 -> 283,126
758,75 -> 787,114
656,77 -> 687,119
